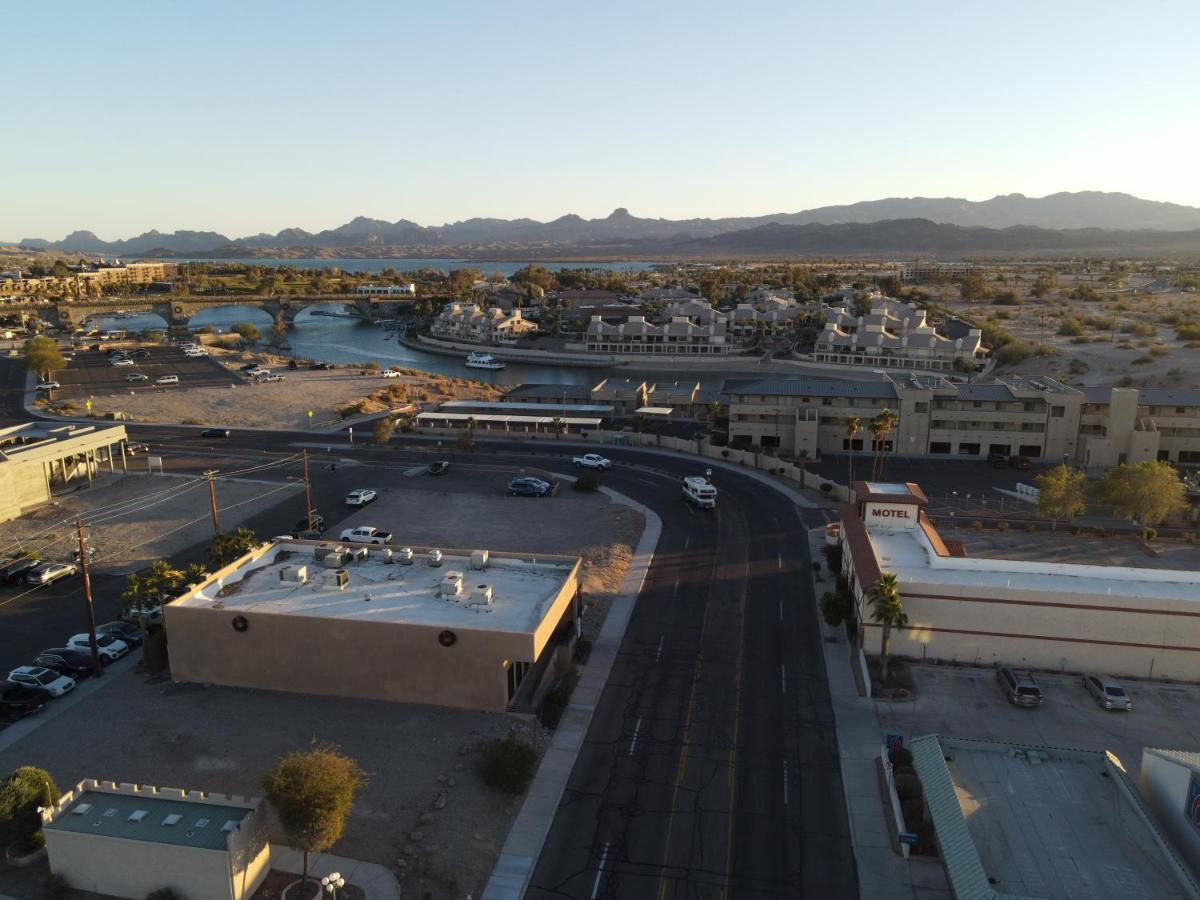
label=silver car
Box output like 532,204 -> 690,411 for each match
1083,674 -> 1133,711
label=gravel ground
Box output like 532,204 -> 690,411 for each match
3,473 -> 303,575
0,478 -> 644,900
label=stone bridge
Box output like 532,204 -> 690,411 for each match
48,295 -> 413,330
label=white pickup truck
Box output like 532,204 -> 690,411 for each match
573,453 -> 611,470
339,526 -> 392,544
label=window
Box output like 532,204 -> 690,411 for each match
760,435 -> 780,448
842,439 -> 864,451
1018,444 -> 1042,458
1177,407 -> 1188,415
958,443 -> 981,456
930,442 -> 951,454
988,443 -> 1011,456
913,402 -> 929,413
1050,406 -> 1065,418
972,401 -> 983,409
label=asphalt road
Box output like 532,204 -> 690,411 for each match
0,359 -> 858,897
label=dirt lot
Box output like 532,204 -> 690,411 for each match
3,473 -> 303,575
79,348 -> 502,430
0,470 -> 644,900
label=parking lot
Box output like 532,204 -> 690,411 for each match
44,345 -> 242,401
876,663 -> 1200,777
808,453 -> 1041,502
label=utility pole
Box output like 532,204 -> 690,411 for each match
204,470 -> 220,534
76,518 -> 103,677
303,449 -> 314,530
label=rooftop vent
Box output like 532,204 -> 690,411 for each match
370,547 -> 392,563
440,570 -> 464,598
350,546 -> 369,562
470,549 -> 489,570
469,584 -> 493,608
128,809 -> 148,823
396,547 -> 414,565
195,818 -> 210,828
428,548 -> 443,567
162,814 -> 182,826
71,803 -> 93,816
280,565 -> 308,583
322,568 -> 350,590
323,550 -> 350,569
103,808 -> 118,818
221,819 -> 240,832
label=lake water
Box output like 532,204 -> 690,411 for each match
177,258 -> 663,277
81,305 -> 747,388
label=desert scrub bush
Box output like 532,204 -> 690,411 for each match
478,736 -> 537,794
1057,317 -> 1084,336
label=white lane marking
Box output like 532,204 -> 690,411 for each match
655,635 -> 664,662
591,841 -> 610,899
783,761 -> 789,805
685,535 -> 690,550
777,553 -> 782,569
778,600 -> 784,621
628,717 -> 642,755
781,665 -> 786,695
672,578 -> 678,599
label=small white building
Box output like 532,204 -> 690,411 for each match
42,780 -> 270,900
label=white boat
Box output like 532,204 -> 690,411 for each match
465,352 -> 505,370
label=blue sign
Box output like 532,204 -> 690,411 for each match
898,832 -> 919,845
1186,774 -> 1200,831
886,733 -> 905,752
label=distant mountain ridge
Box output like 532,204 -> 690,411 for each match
14,191 -> 1200,257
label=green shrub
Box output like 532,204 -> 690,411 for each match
1176,324 -> 1200,341
1057,317 -> 1084,337
0,767 -> 60,854
572,472 -> 601,492
820,591 -> 853,627
888,746 -> 913,768
1144,527 -> 1158,542
891,764 -> 916,778
144,629 -> 169,675
823,544 -> 843,571
901,797 -> 925,827
1094,526 -> 1109,537
893,773 -> 922,803
996,520 -> 1009,532
478,736 -> 537,794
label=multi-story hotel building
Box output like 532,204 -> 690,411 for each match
583,314 -> 730,355
724,373 -> 1200,469
429,302 -> 537,345
814,298 -> 987,371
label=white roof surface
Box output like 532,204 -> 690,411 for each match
176,542 -> 577,634
868,526 -> 1200,602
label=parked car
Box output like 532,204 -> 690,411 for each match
125,442 -> 149,455
294,514 -> 326,534
120,604 -> 163,626
987,452 -> 1009,469
345,489 -> 377,506
573,453 -> 611,470
245,367 -> 267,378
997,667 -> 1044,707
25,562 -> 78,585
339,526 -> 392,544
155,375 -> 179,386
33,648 -> 95,679
1009,455 -> 1032,470
36,381 -> 61,391
97,620 -> 144,648
131,348 -> 150,358
111,358 -> 135,367
200,428 -> 231,438
262,373 -> 285,382
310,362 -> 332,370
0,683 -> 47,720
508,477 -> 551,497
0,557 -> 41,584
239,362 -> 261,371
65,633 -> 129,662
428,461 -> 450,476
7,665 -> 75,698
1083,674 -> 1133,710
125,372 -> 149,382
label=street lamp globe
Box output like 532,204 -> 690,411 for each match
321,873 -> 345,895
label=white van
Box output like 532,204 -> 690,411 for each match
154,375 -> 179,386
682,476 -> 717,509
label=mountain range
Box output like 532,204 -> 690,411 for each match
14,191 -> 1200,258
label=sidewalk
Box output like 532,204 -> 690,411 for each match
268,845 -> 399,900
809,529 -> 950,900
482,487 -> 662,900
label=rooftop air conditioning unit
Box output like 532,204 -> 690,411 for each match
321,568 -> 349,590
470,549 -> 489,570
313,544 -> 340,563
428,548 -> 443,567
395,547 -> 414,565
370,547 -> 392,563
470,584 -> 493,607
350,546 -> 369,562
440,570 -> 464,598
279,565 -> 308,584
323,550 -> 350,569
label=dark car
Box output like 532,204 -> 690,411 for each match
310,362 -> 333,370
1009,455 -> 1032,470
0,558 -> 41,584
0,684 -> 46,721
97,620 -> 144,648
294,513 -> 326,534
987,452 -> 1009,469
33,648 -> 95,679
508,477 -> 551,497
200,428 -> 231,438
239,362 -> 260,371
131,348 -> 151,358
428,461 -> 450,476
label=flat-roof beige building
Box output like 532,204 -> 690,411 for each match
0,422 -> 129,523
166,539 -> 582,711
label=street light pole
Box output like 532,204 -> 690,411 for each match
76,517 -> 103,677
205,470 -> 220,534
303,449 -> 314,531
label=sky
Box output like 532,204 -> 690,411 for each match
3,0 -> 1198,240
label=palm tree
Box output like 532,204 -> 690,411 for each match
183,562 -> 210,586
121,573 -> 154,649
868,573 -> 908,685
869,409 -> 898,481
844,416 -> 862,490
146,559 -> 183,595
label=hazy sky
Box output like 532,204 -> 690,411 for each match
4,0 -> 1198,239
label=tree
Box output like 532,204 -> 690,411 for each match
0,767 -> 60,854
878,274 -> 903,297
867,573 -> 907,685
263,746 -> 365,891
209,527 -> 259,567
1035,464 -> 1087,526
182,562 -> 210,585
146,559 -> 184,595
844,416 -> 862,490
231,322 -> 261,343
1030,272 -> 1058,300
372,416 -> 395,445
958,271 -> 987,304
1095,461 -> 1188,539
121,573 -> 155,647
24,336 -> 65,380
869,409 -> 898,480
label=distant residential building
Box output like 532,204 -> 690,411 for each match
640,286 -> 698,303
43,779 -> 270,900
584,314 -> 730,356
663,298 -> 723,324
356,282 -> 416,296
729,297 -> 808,339
900,262 -> 979,282
430,302 -> 537,345
814,298 -> 986,371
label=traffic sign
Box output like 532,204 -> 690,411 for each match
898,832 -> 919,846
